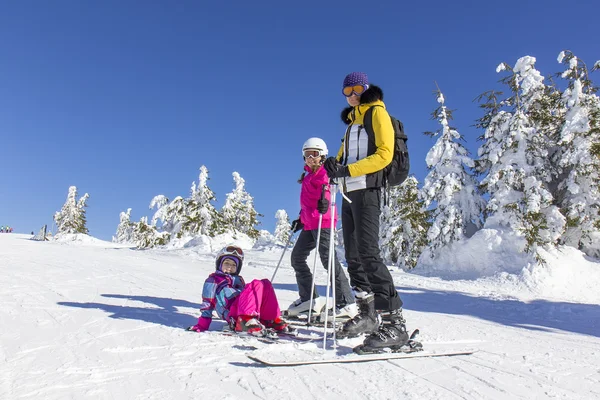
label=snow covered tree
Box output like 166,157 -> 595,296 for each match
476,56 -> 566,261
113,208 -> 134,244
380,177 -> 430,269
181,166 -> 220,237
150,195 -> 187,238
150,195 -> 169,227
131,216 -> 170,249
54,186 -> 90,235
555,51 -> 600,256
274,209 -> 291,244
221,172 -> 261,239
421,89 -> 485,256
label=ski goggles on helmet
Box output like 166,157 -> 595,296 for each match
222,245 -> 244,260
342,84 -> 368,97
303,149 -> 323,159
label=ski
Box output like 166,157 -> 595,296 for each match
353,329 -> 423,354
284,314 -> 351,328
247,350 -> 476,367
186,324 -> 321,343
225,330 -> 320,343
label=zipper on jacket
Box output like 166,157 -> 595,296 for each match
343,124 -> 351,166
356,126 -> 362,160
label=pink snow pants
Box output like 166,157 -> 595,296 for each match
229,279 -> 281,320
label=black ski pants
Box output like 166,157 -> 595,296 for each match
290,228 -> 353,307
342,187 -> 403,311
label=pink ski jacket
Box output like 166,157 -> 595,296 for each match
299,165 -> 337,231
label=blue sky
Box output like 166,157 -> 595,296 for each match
1,1 -> 598,240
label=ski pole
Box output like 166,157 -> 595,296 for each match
270,227 -> 295,283
323,180 -> 338,350
329,182 -> 338,348
307,185 -> 326,326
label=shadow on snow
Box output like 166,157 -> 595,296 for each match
56,287 -> 600,338
396,286 -> 600,338
57,294 -> 215,330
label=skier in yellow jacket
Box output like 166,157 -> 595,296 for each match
324,72 -> 409,352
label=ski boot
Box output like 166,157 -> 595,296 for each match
261,316 -> 297,335
337,291 -> 381,338
234,316 -> 267,337
283,297 -> 327,318
319,303 -> 359,322
357,308 -> 411,353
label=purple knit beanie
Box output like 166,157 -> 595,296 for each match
343,72 -> 369,88
219,256 -> 240,273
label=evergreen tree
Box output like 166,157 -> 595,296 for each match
150,195 -> 169,227
555,51 -> 600,256
54,186 -> 90,235
221,172 -> 261,239
181,165 -> 219,236
476,56 -> 566,261
131,216 -> 170,249
163,197 -> 188,238
274,209 -> 291,244
113,208 -> 134,244
380,177 -> 430,269
421,89 -> 485,256
150,195 -> 187,238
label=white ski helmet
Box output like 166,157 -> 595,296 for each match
301,137 -> 328,157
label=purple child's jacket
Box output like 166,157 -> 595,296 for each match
194,271 -> 246,331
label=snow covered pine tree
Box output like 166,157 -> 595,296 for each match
421,89 -> 484,259
54,186 -> 90,235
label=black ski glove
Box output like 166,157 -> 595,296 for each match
324,157 -> 350,179
317,198 -> 330,214
291,219 -> 304,233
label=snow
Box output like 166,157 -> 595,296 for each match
2,233 -> 600,399
513,56 -> 544,103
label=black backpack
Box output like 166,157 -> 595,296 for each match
364,105 -> 410,186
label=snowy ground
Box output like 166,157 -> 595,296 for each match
1,233 -> 599,400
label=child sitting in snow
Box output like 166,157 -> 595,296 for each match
187,245 -> 292,336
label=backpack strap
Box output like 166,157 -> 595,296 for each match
363,105 -> 389,188
362,105 -> 382,138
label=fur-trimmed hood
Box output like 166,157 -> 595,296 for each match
340,85 -> 385,125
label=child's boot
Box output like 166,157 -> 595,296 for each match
234,315 -> 266,337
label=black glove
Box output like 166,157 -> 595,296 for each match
291,219 -> 304,233
317,198 -> 329,214
324,157 -> 350,179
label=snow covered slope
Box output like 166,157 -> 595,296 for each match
1,233 -> 599,399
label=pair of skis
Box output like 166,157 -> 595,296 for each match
188,325 -> 475,367
248,349 -> 476,367
245,330 -> 475,366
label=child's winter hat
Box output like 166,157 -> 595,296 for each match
343,72 -> 369,88
215,245 -> 245,275
218,256 -> 240,274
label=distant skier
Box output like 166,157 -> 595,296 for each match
187,245 -> 293,336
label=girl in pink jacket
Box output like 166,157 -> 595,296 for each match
286,138 -> 357,321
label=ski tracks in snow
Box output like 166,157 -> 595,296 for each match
2,235 -> 600,400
